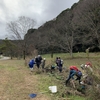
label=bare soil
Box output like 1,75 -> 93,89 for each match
0,59 -> 50,100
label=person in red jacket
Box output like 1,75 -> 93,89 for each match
70,66 -> 79,71
65,66 -> 82,85
80,62 -> 93,72
86,62 -> 92,66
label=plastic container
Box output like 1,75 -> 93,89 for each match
49,86 -> 57,93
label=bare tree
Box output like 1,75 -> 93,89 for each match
6,16 -> 36,59
75,0 -> 100,48
56,10 -> 77,58
33,22 -> 59,58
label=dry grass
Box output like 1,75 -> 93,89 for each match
0,59 -> 50,100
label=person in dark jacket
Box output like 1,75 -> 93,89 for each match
29,59 -> 35,71
35,55 -> 42,69
58,57 -> 63,73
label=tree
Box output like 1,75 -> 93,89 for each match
33,20 -> 59,58
75,0 -> 100,49
6,16 -> 36,59
0,38 -> 16,59
56,9 -> 77,58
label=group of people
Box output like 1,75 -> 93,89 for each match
29,56 -> 64,73
29,55 -> 93,92
28,55 -> 46,71
65,62 -> 93,90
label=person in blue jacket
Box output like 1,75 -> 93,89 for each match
29,59 -> 35,71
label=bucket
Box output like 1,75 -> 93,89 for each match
49,86 -> 57,93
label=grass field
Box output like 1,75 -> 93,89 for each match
0,52 -> 100,100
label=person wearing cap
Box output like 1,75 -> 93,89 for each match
29,59 -> 35,71
80,62 -> 93,73
41,58 -> 46,70
65,66 -> 82,85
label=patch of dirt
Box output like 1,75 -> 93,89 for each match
0,60 -> 50,100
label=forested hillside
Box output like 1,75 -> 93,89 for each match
25,0 -> 100,54
0,0 -> 100,59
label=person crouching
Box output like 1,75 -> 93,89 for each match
29,59 -> 35,72
65,66 -> 82,85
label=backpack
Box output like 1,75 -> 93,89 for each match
77,71 -> 82,77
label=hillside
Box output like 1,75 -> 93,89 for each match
1,0 -> 100,59
25,0 -> 100,54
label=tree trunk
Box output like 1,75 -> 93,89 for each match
70,49 -> 73,58
51,52 -> 53,58
23,50 -> 25,60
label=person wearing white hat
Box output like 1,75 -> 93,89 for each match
80,62 -> 93,73
41,58 -> 46,70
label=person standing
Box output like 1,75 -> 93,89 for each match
41,58 -> 46,69
35,55 -> 42,69
58,58 -> 63,73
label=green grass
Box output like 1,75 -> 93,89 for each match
42,52 -> 100,58
69,95 -> 86,100
38,72 -> 87,100
0,52 -> 100,100
36,52 -> 100,100
42,52 -> 100,69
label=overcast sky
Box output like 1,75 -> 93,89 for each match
0,0 -> 79,39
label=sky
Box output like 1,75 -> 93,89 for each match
0,0 -> 79,39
